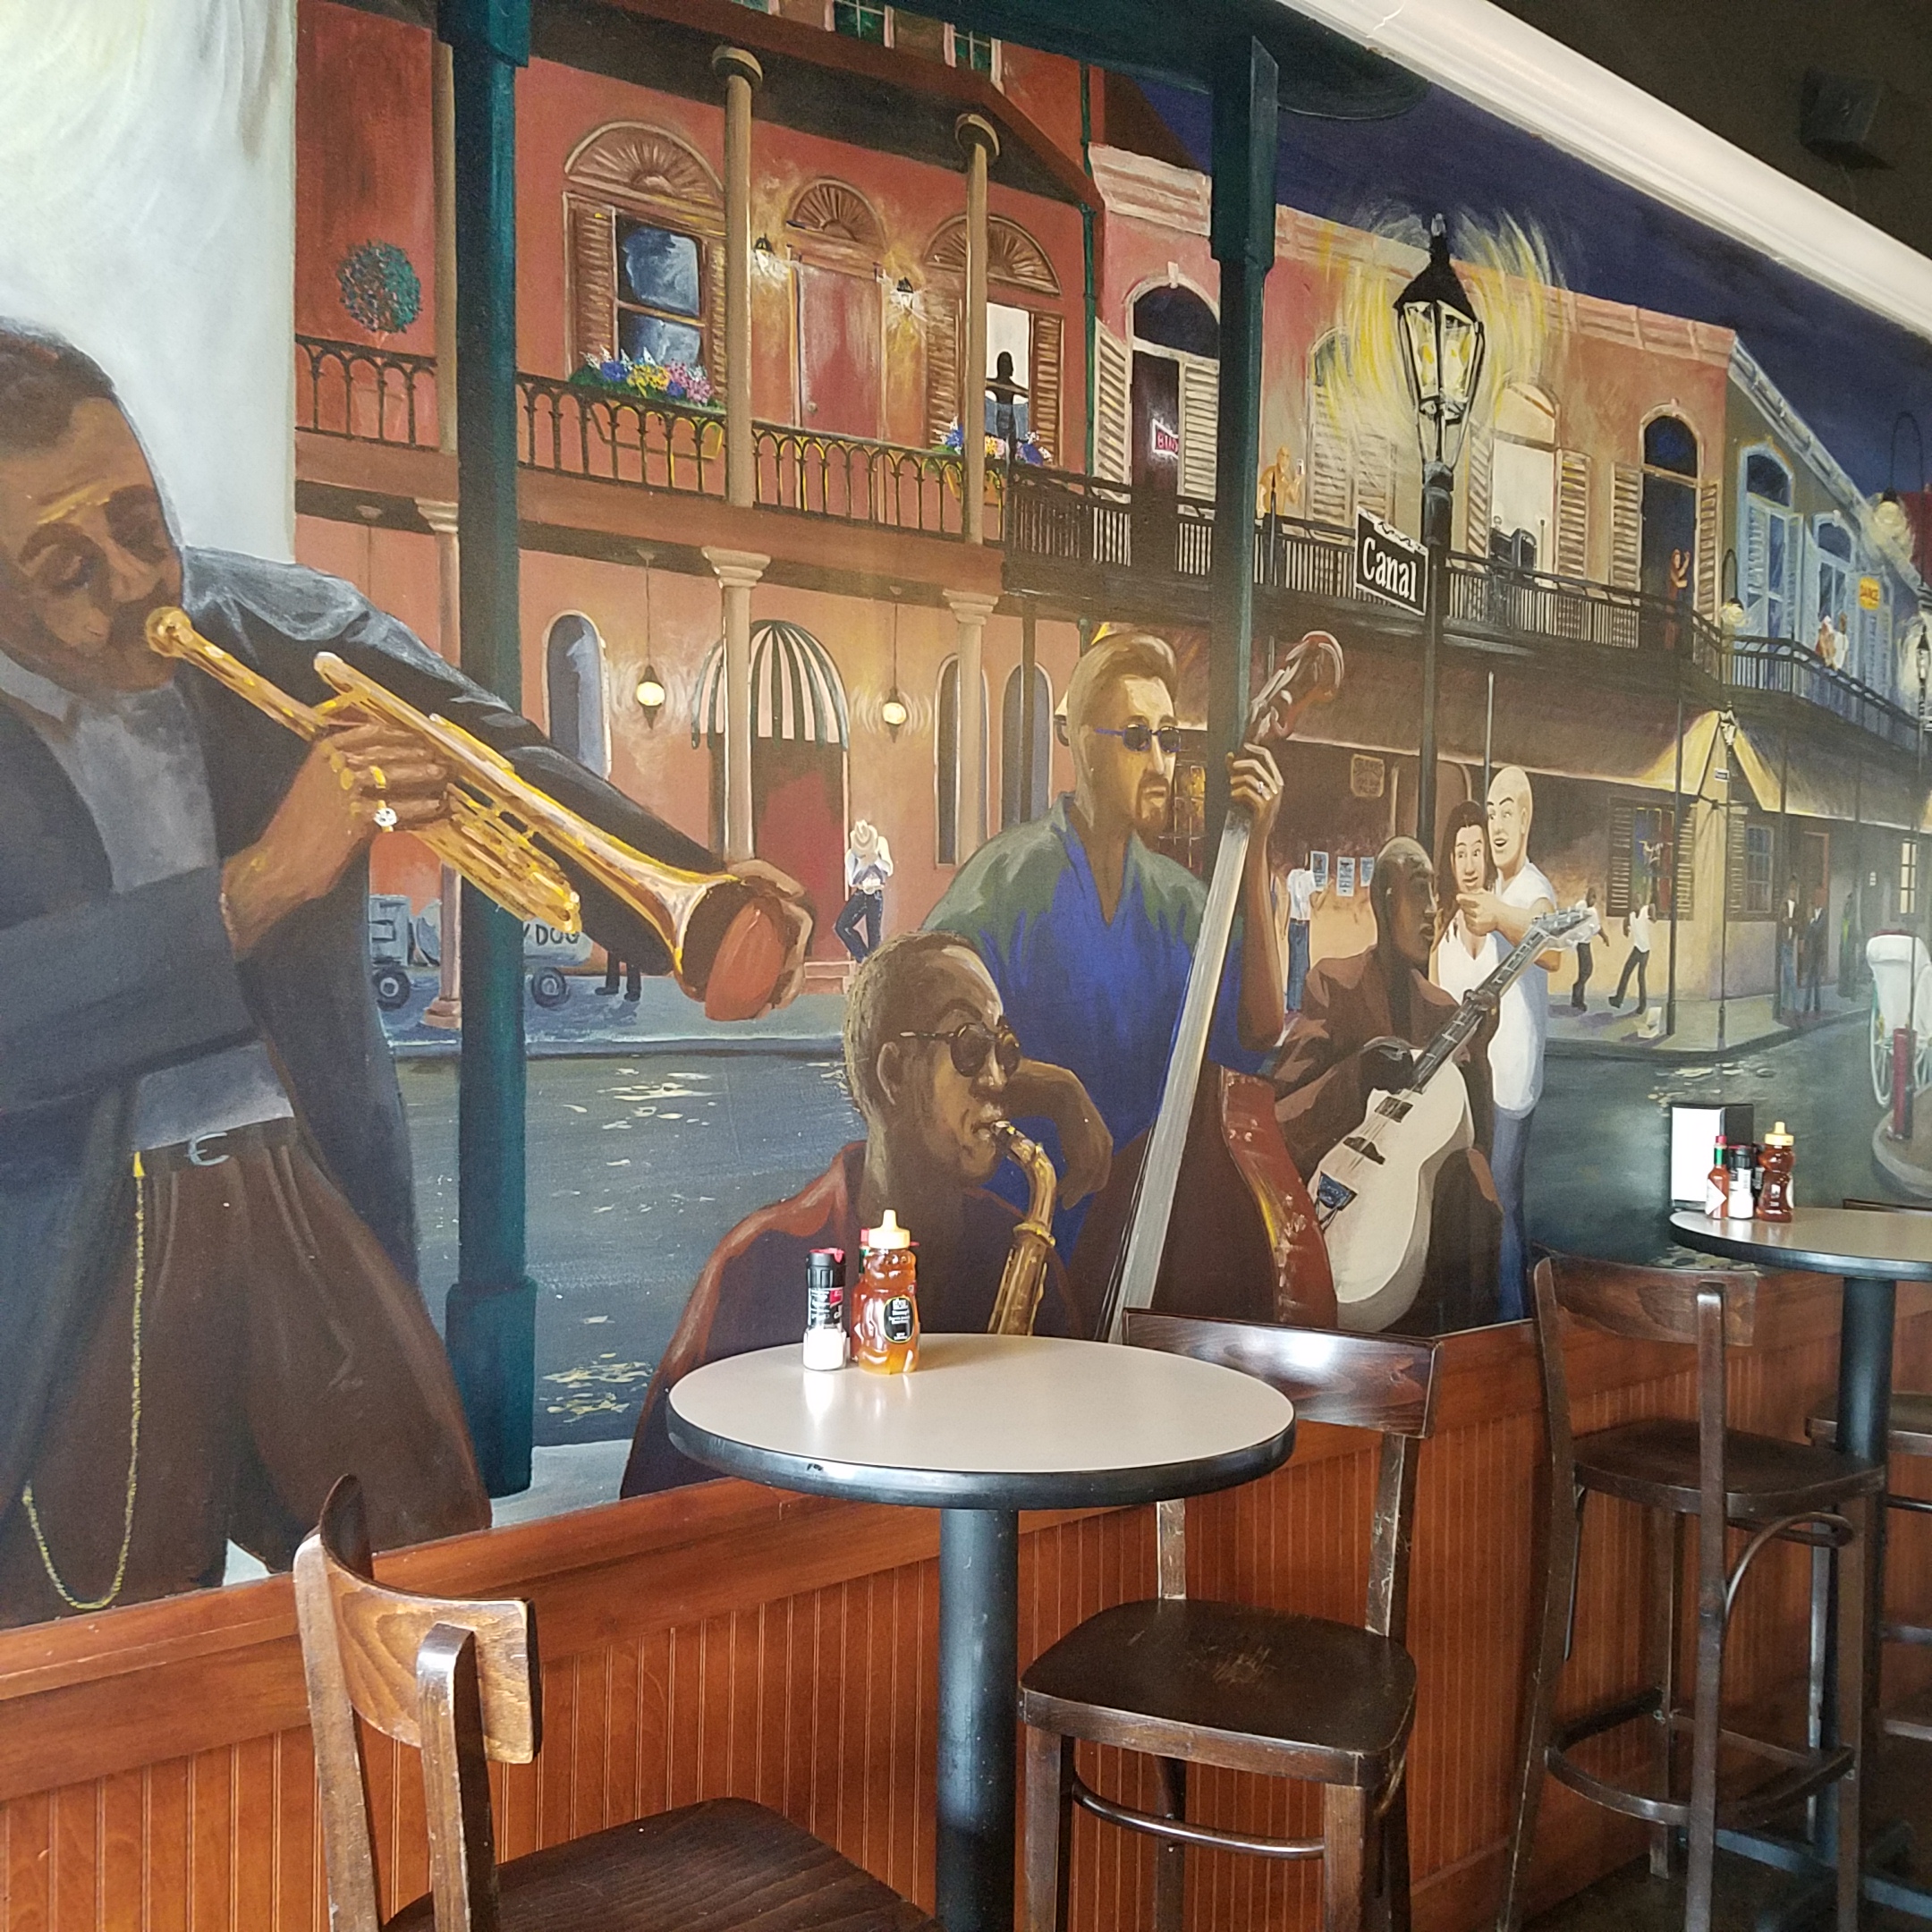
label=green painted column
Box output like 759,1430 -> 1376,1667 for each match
437,0 -> 534,1497
1206,36 -> 1277,833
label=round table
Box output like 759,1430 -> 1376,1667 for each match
667,1333 -> 1296,1932
1671,1208 -> 1932,1922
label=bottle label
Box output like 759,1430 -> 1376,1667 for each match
808,1279 -> 842,1330
884,1296 -> 915,1343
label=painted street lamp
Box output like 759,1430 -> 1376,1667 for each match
1719,547 -> 1747,640
881,587 -> 908,740
1395,215 -> 1487,844
1874,411 -> 1925,559
1716,706 -> 1739,1053
634,666 -> 666,724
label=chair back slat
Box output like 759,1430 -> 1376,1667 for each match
1125,1311 -> 1439,1439
1545,1254 -> 1757,1348
1844,1197 -> 1932,1214
306,1479 -> 541,1765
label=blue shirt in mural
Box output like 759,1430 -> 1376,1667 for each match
924,794 -> 1263,1254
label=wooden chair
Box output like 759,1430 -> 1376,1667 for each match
1496,1255 -> 1881,1932
1018,1313 -> 1441,1932
1803,1197 -> 1932,1741
293,1478 -> 938,1932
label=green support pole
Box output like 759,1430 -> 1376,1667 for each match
1206,36 -> 1277,835
438,0 -> 535,1498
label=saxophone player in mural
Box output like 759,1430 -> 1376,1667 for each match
0,325 -> 811,1623
623,930 -> 1109,1495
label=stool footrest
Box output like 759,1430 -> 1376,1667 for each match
1068,1771 -> 1323,1860
1547,1699 -> 1854,1832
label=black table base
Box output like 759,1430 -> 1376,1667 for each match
938,1509 -> 1020,1932
1716,1275 -> 1932,1928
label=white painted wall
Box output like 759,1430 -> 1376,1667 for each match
0,1 -> 295,559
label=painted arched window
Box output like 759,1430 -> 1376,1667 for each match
1741,446 -> 1798,638
1130,283 -> 1220,501
1000,663 -> 1052,828
936,656 -> 991,865
789,179 -> 886,439
1131,286 -> 1217,359
544,614 -> 610,776
1640,414 -> 1700,615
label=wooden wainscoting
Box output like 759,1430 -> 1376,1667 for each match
3,1276 -> 1927,1932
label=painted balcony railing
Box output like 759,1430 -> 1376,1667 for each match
295,337 -> 440,447
296,335 -> 971,538
1723,637 -> 1921,755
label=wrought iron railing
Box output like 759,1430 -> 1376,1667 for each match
1723,638 -> 1920,754
295,338 -> 1918,755
297,335 -> 971,538
295,337 -> 439,447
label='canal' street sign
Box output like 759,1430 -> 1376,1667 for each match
1355,510 -> 1428,616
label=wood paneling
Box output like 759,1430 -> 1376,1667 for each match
3,1277 -> 1928,1932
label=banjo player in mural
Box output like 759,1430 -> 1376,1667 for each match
0,325 -> 812,1623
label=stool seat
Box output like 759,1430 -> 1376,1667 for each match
389,1797 -> 935,1932
1022,1598 -> 1416,1788
1576,1418 -> 1883,1517
1808,1391 -> 1932,1457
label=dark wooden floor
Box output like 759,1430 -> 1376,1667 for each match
1527,1741 -> 1931,1931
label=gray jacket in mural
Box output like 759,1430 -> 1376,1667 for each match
0,549 -> 712,1508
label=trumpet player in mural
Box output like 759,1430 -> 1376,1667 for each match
623,930 -> 1109,1495
0,325 -> 810,1623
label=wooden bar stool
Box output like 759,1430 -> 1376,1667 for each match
293,1478 -> 938,1932
1496,1255 -> 1881,1932
1019,1313 -> 1441,1932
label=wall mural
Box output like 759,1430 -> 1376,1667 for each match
3,0 -> 1932,1626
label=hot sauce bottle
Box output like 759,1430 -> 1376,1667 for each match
852,1210 -> 919,1374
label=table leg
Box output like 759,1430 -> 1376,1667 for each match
937,1508 -> 1020,1932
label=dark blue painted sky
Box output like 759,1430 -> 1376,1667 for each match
1142,80 -> 1932,496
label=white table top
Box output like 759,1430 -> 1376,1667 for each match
1671,1208 -> 1932,1283
665,1333 -> 1297,1510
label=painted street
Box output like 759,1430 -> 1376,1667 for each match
399,1011 -> 1883,1446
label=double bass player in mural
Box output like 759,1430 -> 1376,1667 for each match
0,325 -> 811,1623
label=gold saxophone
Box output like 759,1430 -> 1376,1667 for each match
987,1122 -> 1058,1335
146,606 -> 794,1021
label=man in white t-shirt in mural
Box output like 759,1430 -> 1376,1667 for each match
1454,767 -> 1555,1322
1279,845 -> 1321,1013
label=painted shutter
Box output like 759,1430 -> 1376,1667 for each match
1727,809 -> 1749,919
1028,309 -> 1063,466
1309,410 -> 1351,528
569,199 -> 617,368
1556,450 -> 1590,579
1178,353 -> 1218,501
1672,803 -> 1695,920
925,292 -> 962,448
1607,796 -> 1635,918
706,243 -> 726,394
1696,480 -> 1721,618
1093,323 -> 1131,482
1354,433 -> 1395,522
1743,498 -> 1770,632
1610,463 -> 1643,590
1463,430 -> 1492,554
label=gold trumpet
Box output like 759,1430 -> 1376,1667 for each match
987,1122 -> 1058,1336
146,606 -> 795,1021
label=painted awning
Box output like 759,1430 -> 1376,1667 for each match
691,619 -> 850,750
1725,718 -> 1926,832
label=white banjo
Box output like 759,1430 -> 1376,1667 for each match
1312,906 -> 1592,1332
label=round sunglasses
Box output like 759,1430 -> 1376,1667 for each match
896,1021 -> 1023,1080
1089,722 -> 1181,755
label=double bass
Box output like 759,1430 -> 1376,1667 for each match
1077,633 -> 1344,1341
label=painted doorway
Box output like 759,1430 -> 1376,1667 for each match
696,620 -> 852,959
796,262 -> 881,439
1489,385 -> 1556,572
1000,662 -> 1052,828
1640,416 -> 1699,650
543,612 -> 611,776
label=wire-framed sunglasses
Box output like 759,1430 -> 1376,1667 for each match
1089,721 -> 1181,755
896,1021 -> 1023,1080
